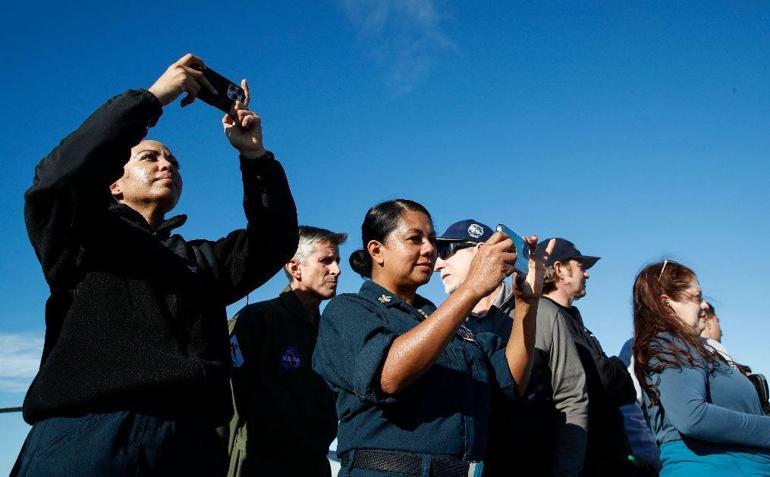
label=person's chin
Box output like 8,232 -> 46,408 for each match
319,284 -> 338,298
413,272 -> 432,286
153,189 -> 180,208
443,281 -> 458,295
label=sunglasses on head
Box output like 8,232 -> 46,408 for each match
437,241 -> 477,260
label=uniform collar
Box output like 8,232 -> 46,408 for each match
359,280 -> 435,316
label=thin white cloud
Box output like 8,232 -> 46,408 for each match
0,333 -> 42,393
336,0 -> 457,95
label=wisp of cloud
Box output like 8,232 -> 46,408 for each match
0,333 -> 43,394
336,0 -> 457,95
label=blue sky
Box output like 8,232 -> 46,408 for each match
1,1 -> 769,472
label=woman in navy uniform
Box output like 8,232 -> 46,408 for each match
313,199 -> 553,476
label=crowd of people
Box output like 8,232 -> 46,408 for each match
11,55 -> 770,477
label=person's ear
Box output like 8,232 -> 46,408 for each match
109,181 -> 122,200
368,240 -> 384,267
286,259 -> 301,281
659,294 -> 671,308
553,261 -> 567,279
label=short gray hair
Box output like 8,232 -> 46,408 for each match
284,225 -> 347,279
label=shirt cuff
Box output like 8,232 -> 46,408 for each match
354,332 -> 399,405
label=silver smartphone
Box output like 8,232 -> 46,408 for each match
496,224 -> 529,277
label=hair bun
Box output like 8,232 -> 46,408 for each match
349,249 -> 373,278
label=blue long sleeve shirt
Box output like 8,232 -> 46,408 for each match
312,281 -> 518,461
643,334 -> 770,450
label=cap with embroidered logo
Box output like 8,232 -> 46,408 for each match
436,219 -> 494,243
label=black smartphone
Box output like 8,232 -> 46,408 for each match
496,224 -> 529,277
195,66 -> 245,115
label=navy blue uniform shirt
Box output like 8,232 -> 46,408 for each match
312,281 -> 518,461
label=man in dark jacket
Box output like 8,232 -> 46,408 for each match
536,238 -> 637,477
226,226 -> 346,477
13,54 -> 298,476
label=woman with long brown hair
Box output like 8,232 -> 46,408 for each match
632,260 -> 770,476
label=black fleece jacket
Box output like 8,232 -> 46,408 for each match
22,90 -> 298,425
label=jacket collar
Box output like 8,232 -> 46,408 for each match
278,286 -> 319,325
109,202 -> 187,239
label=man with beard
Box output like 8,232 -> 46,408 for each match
536,238 -> 637,476
226,226 -> 347,477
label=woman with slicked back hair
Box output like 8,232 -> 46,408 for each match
633,260 -> 770,476
12,54 -> 298,477
313,199 -> 553,477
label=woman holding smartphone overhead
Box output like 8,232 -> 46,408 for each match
12,54 -> 298,476
312,199 -> 553,477
633,260 -> 770,476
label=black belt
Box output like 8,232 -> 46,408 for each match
340,449 -> 470,477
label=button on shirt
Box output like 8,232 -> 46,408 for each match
312,281 -> 518,461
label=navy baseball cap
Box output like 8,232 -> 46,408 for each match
536,238 -> 600,269
436,219 -> 494,243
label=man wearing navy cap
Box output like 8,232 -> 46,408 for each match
536,238 -> 637,477
435,221 -> 588,477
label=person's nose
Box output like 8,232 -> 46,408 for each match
329,261 -> 341,277
422,238 -> 436,257
434,256 -> 446,272
158,156 -> 177,173
420,238 -> 436,255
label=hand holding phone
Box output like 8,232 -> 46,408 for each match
496,225 -> 555,301
496,224 -> 530,277
195,66 -> 246,116
148,53 -> 220,107
221,80 -> 265,159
